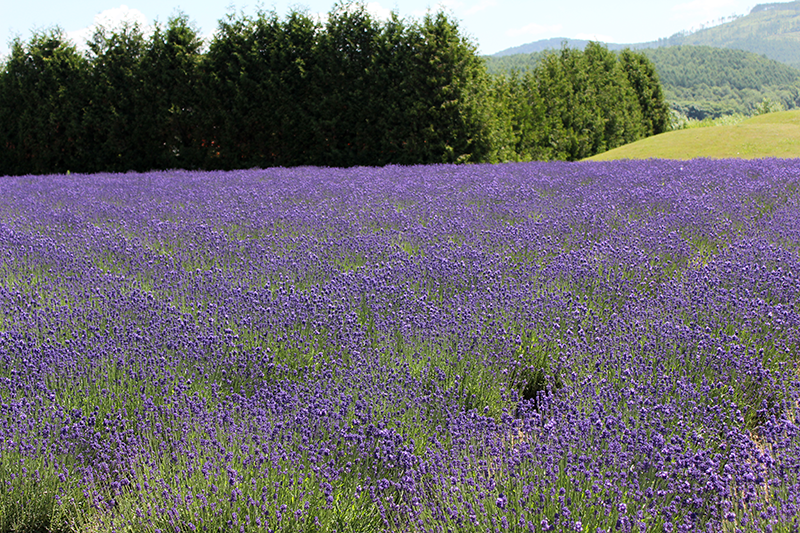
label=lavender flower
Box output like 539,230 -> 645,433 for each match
0,159 -> 799,532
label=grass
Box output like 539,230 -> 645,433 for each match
588,110 -> 800,161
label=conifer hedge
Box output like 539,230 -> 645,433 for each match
0,4 -> 669,176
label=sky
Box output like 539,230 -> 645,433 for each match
1,0 -> 759,60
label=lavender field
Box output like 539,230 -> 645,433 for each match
1,160 -> 799,532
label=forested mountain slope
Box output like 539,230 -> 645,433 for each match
662,1 -> 800,69
644,46 -> 800,118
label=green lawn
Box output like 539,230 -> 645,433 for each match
588,110 -> 800,160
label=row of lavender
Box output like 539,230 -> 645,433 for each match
0,160 -> 799,532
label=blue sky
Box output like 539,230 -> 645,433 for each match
2,0 -> 757,59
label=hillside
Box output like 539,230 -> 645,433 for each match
586,109 -> 800,160
645,46 -> 800,118
666,1 -> 800,69
494,0 -> 800,69
485,46 -> 800,119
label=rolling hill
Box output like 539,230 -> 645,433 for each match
585,110 -> 800,160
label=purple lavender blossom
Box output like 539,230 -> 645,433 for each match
0,159 -> 799,532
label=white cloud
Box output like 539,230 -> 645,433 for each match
364,2 -> 394,20
576,32 -> 615,42
465,0 -> 497,16
506,22 -> 563,38
65,5 -> 152,52
312,1 -> 395,26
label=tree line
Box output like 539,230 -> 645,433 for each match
0,4 -> 670,176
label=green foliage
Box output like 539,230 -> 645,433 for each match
642,45 -> 800,120
316,4 -> 384,165
672,112 -> 749,130
619,49 -> 671,134
0,30 -> 89,175
488,44 -> 668,161
486,2 -> 800,126
0,4 -> 667,174
527,44 -> 654,160
489,71 -> 550,161
646,45 -> 800,90
0,17 -> 206,175
83,23 -> 150,172
483,50 -> 543,76
142,14 -> 206,170
754,95 -> 786,114
403,12 -> 500,163
203,8 -> 322,168
198,4 -> 505,169
486,44 -> 800,123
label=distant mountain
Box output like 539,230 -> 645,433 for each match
494,1 -> 800,70
495,38 -> 600,56
484,46 -> 800,120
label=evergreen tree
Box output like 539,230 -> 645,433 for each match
141,14 -> 205,170
491,71 -> 550,161
83,23 -> 149,172
0,4 -> 671,175
0,30 -> 89,175
534,43 -> 647,160
315,3 -> 383,166
204,9 -> 321,168
619,48 -> 674,135
404,11 -> 498,163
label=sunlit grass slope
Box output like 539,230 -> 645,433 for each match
588,110 -> 800,160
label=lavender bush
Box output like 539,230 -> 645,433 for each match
0,159 -> 799,532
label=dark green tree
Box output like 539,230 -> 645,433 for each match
403,11 -> 499,163
141,14 -> 205,169
365,12 -> 420,164
619,48 -> 671,135
533,46 -> 586,160
83,23 -> 149,172
534,43 -> 646,160
204,9 -> 321,168
490,71 -> 550,161
0,30 -> 89,175
0,4 -> 673,175
582,42 -> 645,151
315,3 -> 383,166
